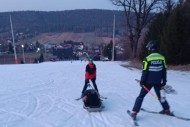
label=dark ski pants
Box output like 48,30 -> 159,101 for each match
82,78 -> 99,94
132,84 -> 170,113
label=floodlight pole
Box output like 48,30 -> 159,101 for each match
10,15 -> 18,64
112,14 -> 115,61
21,45 -> 25,63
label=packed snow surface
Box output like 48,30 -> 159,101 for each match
0,61 -> 190,127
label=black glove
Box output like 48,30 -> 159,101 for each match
161,82 -> 166,87
140,82 -> 145,87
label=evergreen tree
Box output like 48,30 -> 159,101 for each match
142,1 -> 190,65
161,5 -> 190,64
140,12 -> 169,60
35,41 -> 40,48
8,43 -> 14,53
182,0 -> 190,64
39,53 -> 44,63
103,40 -> 113,59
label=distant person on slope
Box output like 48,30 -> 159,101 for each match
130,40 -> 172,120
81,58 -> 99,97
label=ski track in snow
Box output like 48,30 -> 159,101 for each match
0,61 -> 189,127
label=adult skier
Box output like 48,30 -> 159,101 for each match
81,58 -> 99,97
131,40 -> 172,120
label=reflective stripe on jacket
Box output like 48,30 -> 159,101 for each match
140,52 -> 167,85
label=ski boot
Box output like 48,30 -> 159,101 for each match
159,109 -> 174,116
131,111 -> 137,120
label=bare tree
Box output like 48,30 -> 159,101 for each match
110,0 -> 167,58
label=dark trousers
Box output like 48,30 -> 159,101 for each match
132,84 -> 170,112
82,78 -> 99,94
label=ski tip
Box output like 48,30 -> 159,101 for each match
75,97 -> 82,101
140,108 -> 145,111
100,96 -> 107,99
127,110 -> 132,115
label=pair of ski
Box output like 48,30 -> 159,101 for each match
127,108 -> 190,126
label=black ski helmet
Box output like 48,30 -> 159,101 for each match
146,40 -> 157,52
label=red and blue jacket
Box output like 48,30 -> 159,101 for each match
85,63 -> 96,80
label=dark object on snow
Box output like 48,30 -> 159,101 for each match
82,89 -> 102,112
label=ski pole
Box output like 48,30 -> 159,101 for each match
135,79 -> 158,100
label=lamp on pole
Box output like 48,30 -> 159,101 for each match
37,48 -> 40,52
36,48 -> 40,63
21,44 -> 25,63
112,14 -> 115,61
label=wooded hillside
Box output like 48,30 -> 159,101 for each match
0,9 -> 125,36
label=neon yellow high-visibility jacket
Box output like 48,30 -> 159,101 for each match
140,52 -> 167,86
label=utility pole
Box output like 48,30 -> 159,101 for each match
10,15 -> 18,64
21,45 -> 25,63
112,14 -> 115,61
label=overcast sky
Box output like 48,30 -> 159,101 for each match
0,0 -> 118,12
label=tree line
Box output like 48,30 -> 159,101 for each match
0,9 -> 125,35
110,0 -> 190,65
141,0 -> 190,65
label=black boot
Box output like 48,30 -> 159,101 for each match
159,109 -> 174,116
131,111 -> 137,120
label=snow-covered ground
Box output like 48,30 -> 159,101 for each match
0,61 -> 190,127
